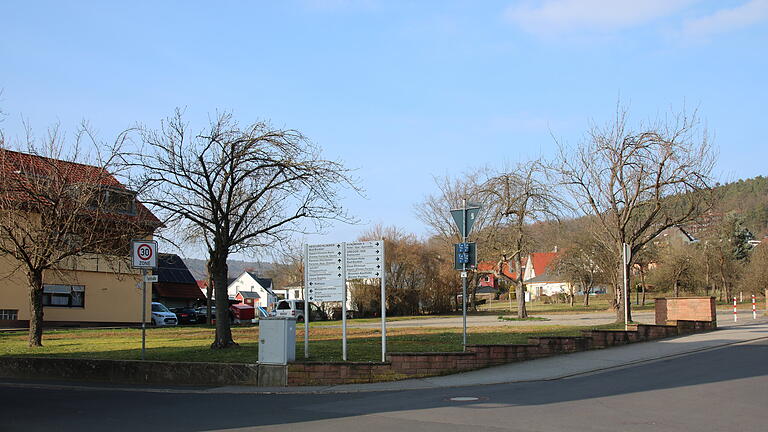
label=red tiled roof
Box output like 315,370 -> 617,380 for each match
477,261 -> 518,280
154,282 -> 205,300
0,149 -> 160,225
1,149 -> 123,186
528,252 -> 558,277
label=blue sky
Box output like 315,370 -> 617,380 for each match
1,1 -> 767,258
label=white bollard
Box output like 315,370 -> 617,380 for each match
752,294 -> 757,320
734,297 -> 738,322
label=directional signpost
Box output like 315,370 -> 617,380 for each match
450,200 -> 481,351
305,243 -> 345,303
304,240 -> 386,362
345,240 -> 385,361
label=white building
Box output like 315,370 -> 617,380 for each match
225,272 -> 276,308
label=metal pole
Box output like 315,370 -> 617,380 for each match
623,243 -> 629,331
141,268 -> 147,360
462,199 -> 468,351
304,244 -> 310,359
342,242 -> 347,361
381,241 -> 387,363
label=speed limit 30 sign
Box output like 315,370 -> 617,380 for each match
131,240 -> 158,268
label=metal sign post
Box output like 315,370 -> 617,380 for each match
303,244 -> 310,359
450,200 -> 481,352
380,242 -> 387,362
623,242 -> 631,330
141,268 -> 147,360
131,239 -> 158,361
341,243 -> 348,361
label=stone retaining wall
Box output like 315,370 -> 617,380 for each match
288,320 -> 716,386
0,357 -> 287,387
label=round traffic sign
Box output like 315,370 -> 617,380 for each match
137,243 -> 154,261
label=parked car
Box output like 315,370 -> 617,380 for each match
274,299 -> 326,322
195,305 -> 237,324
328,307 -> 357,320
151,302 -> 178,326
170,307 -> 199,325
194,306 -> 216,322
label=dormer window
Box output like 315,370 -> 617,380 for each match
105,189 -> 136,215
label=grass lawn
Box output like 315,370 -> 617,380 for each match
478,297 -> 657,315
0,323 -> 620,363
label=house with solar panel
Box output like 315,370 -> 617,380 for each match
151,254 -> 205,308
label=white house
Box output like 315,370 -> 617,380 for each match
225,272 -> 276,308
273,286 -> 303,301
522,251 -> 572,299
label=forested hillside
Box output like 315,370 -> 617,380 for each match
713,176 -> 768,237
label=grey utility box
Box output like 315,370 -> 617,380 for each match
258,317 -> 296,365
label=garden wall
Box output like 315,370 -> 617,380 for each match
0,357 -> 287,387
288,320 -> 716,386
655,297 -> 717,324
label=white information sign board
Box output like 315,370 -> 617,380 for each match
303,239 -> 386,362
345,240 -> 384,279
306,243 -> 345,302
131,239 -> 158,269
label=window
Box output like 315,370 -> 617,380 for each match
43,285 -> 85,308
276,301 -> 290,310
0,309 -> 18,320
293,290 -> 300,298
85,187 -> 137,215
106,190 -> 136,215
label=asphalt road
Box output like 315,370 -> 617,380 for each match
2,337 -> 766,431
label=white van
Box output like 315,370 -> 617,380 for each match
274,299 -> 326,322
151,302 -> 178,326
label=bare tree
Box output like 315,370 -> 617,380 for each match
0,123 -> 155,346
128,110 -> 358,349
551,229 -> 608,307
479,160 -> 567,318
415,174 -> 487,310
415,173 -> 486,247
557,105 -> 715,323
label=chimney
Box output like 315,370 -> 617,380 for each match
553,245 -> 558,253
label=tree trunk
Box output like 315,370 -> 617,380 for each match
210,249 -> 237,349
28,270 -> 44,347
469,273 -> 478,312
673,279 -> 680,298
639,267 -> 647,306
516,280 -> 528,319
583,286 -> 590,306
513,257 -> 527,319
206,259 -> 214,325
